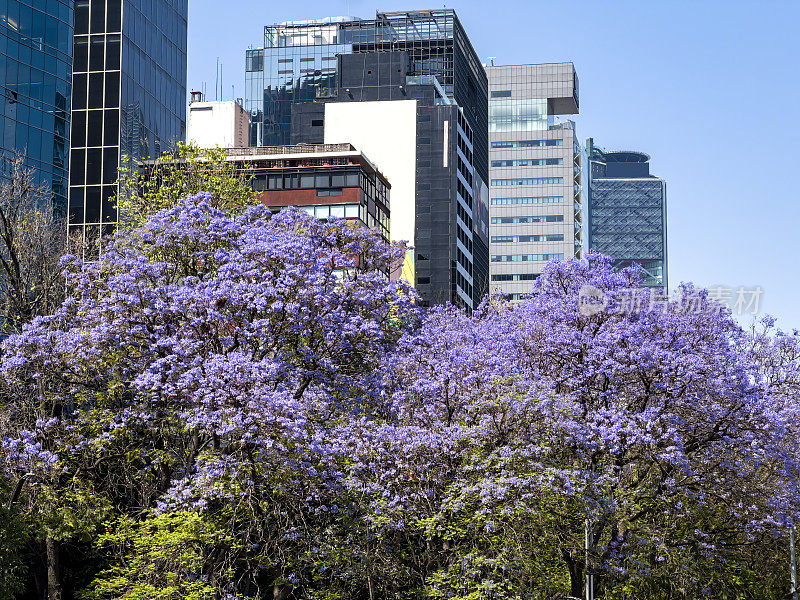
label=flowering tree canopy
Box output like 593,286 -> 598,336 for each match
1,197 -> 798,600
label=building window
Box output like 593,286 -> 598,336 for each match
491,234 -> 564,243
491,215 -> 564,224
490,196 -> 563,205
492,177 -> 563,186
311,119 -> 323,127
491,158 -> 563,167
489,98 -> 548,132
491,139 -> 563,149
317,188 -> 343,197
492,273 -> 538,281
491,254 -> 564,262
491,90 -> 511,98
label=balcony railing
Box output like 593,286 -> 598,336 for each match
225,144 -> 356,157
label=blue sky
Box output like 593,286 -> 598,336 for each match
188,0 -> 800,329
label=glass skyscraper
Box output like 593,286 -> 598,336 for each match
68,0 -> 187,244
1,0 -> 74,212
486,63 -> 582,300
586,138 -> 667,288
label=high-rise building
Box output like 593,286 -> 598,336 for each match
586,138 -> 667,288
68,0 -> 187,244
0,0 -> 74,212
187,95 -> 249,149
245,10 -> 489,309
486,63 -> 582,301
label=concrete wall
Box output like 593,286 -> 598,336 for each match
188,101 -> 249,148
323,99 -> 418,264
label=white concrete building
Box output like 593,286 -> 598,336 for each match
187,96 -> 249,148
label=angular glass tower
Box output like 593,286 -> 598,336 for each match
586,138 -> 667,288
0,0 -> 74,212
486,63 -> 582,301
68,0 -> 187,244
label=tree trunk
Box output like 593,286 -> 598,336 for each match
46,536 -> 61,600
563,552 -> 584,599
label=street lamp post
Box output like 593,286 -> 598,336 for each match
790,525 -> 798,600
585,518 -> 594,600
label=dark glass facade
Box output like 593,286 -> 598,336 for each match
245,10 -> 489,309
69,0 -> 187,243
0,0 -> 73,212
246,10 -> 488,182
586,138 -> 667,288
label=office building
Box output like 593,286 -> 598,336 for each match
586,138 -> 667,288
0,0 -> 74,212
237,143 -> 390,240
68,0 -> 188,244
486,63 -> 582,300
187,94 -> 249,148
245,10 -> 489,309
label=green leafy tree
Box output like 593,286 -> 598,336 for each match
116,143 -> 257,227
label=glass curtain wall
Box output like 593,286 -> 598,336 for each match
1,0 -> 73,212
245,10 -> 488,183
69,0 -> 187,245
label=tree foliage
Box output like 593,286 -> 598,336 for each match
0,155 -> 71,332
1,194 -> 799,599
116,143 -> 258,228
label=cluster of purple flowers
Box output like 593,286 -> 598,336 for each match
2,193 -> 798,597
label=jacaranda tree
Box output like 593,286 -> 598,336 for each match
1,195 -> 799,600
1,194 -> 417,599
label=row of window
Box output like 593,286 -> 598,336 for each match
70,146 -> 119,187
491,158 -> 563,167
71,109 -> 119,148
74,0 -> 121,36
72,34 -> 121,73
456,154 -> 472,187
457,224 -> 472,254
491,139 -> 563,149
278,57 -> 336,63
491,215 -> 563,224
491,234 -> 564,243
489,98 -> 548,133
491,273 -> 538,282
456,246 -> 472,276
456,109 -> 473,145
492,177 -> 564,186
455,269 -> 473,305
72,71 -> 121,110
491,253 -> 564,262
456,127 -> 473,166
456,196 -> 473,231
300,203 -> 361,219
258,171 -> 361,191
490,196 -> 564,205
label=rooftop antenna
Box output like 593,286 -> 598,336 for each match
215,57 -> 219,101
487,56 -> 496,66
